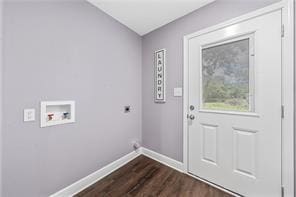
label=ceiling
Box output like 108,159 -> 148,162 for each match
86,0 -> 215,36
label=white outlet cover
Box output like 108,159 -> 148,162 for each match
174,88 -> 183,97
24,109 -> 35,122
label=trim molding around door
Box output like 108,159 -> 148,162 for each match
183,0 -> 294,196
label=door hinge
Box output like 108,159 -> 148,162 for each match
281,25 -> 285,38
281,186 -> 284,197
281,105 -> 285,118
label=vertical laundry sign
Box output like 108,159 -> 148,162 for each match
155,49 -> 166,103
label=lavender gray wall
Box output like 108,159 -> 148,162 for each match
142,0 -> 280,162
2,1 -> 141,197
1,0 -> 292,196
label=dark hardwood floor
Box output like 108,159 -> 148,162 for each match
75,155 -> 233,197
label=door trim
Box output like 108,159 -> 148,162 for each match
183,0 -> 294,196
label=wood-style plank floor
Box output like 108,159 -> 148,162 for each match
75,155 -> 233,197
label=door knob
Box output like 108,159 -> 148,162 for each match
189,114 -> 195,120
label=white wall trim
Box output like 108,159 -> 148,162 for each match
183,1 -> 294,197
50,150 -> 141,197
184,1 -> 285,40
50,147 -> 246,197
140,147 -> 184,173
50,147 -> 184,196
281,0 -> 294,196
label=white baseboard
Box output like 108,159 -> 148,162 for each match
51,147 -> 235,197
50,150 -> 141,197
140,147 -> 184,173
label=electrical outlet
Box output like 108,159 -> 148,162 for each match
24,109 -> 35,122
174,88 -> 183,97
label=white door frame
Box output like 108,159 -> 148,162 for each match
183,0 -> 294,196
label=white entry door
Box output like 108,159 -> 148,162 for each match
187,10 -> 282,197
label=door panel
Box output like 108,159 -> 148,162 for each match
233,128 -> 257,178
188,10 -> 282,197
201,124 -> 218,165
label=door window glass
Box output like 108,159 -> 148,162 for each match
201,37 -> 254,112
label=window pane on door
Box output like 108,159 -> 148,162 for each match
201,38 -> 253,112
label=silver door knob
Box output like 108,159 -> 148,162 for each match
189,114 -> 195,120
